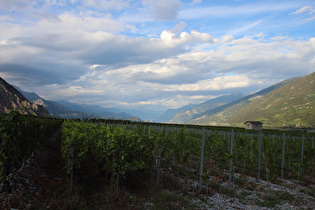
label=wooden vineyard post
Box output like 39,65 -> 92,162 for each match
299,135 -> 305,177
281,133 -> 286,179
229,129 -> 234,186
312,137 -> 314,177
156,148 -> 161,190
116,147 -> 121,194
199,128 -> 205,192
70,144 -> 75,194
257,131 -> 262,183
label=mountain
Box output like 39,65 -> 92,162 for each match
226,72 -> 315,128
125,116 -> 143,122
102,107 -> 164,122
169,93 -> 245,123
157,104 -> 196,122
0,77 -> 50,117
17,88 -> 144,121
187,73 -> 314,128
56,100 -> 132,119
15,88 -> 97,119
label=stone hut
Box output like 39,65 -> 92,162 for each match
244,121 -> 263,130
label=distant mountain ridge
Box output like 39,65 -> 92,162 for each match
56,100 -> 132,119
16,87 -> 140,120
0,77 -> 50,117
16,86 -> 155,121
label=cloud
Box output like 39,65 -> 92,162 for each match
191,0 -> 202,4
34,12 -> 62,23
11,35 -> 313,111
0,10 -> 218,88
160,30 -> 218,47
291,6 -> 314,15
170,21 -> 187,33
0,0 -> 33,10
164,74 -> 254,92
179,2 -> 298,19
144,0 -> 181,21
1,0 -> 314,111
291,6 -> 315,23
222,35 -> 234,43
81,0 -> 130,10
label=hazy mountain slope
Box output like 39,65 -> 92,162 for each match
0,78 -> 50,117
157,104 -> 196,122
189,73 -> 314,128
170,93 -> 245,123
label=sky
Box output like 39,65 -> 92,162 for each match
0,0 -> 314,113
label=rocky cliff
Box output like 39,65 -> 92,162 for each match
0,77 -> 51,117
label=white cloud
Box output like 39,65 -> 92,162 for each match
163,74 -> 254,92
291,6 -> 315,23
160,30 -> 217,47
222,35 -> 234,43
291,6 -> 314,15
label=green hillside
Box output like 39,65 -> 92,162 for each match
189,72 -> 315,128
230,72 -> 315,128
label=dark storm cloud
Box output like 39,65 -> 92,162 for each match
0,63 -> 86,86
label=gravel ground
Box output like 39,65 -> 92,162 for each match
158,168 -> 315,210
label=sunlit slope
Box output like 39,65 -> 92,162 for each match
229,72 -> 315,128
188,72 -> 315,128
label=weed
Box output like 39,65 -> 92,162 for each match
257,190 -> 293,208
152,190 -> 198,209
277,191 -> 292,201
199,196 -> 208,203
209,180 -> 221,191
160,173 -> 183,191
309,188 -> 315,198
257,194 -> 279,208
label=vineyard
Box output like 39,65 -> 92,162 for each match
1,112 -> 315,204
61,118 -> 315,192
